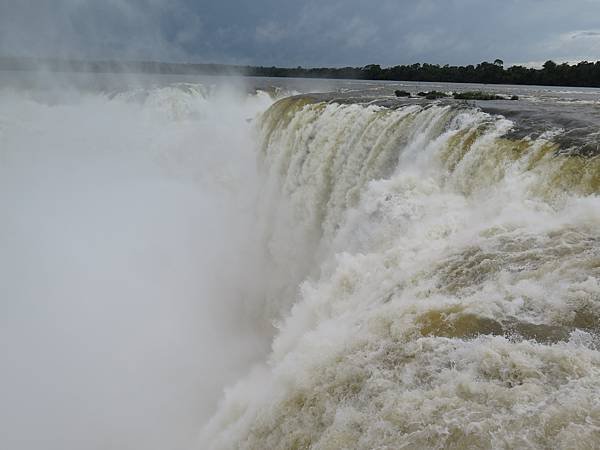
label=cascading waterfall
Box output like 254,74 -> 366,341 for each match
203,97 -> 600,449
4,79 -> 600,449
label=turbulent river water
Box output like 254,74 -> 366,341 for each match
2,74 -> 600,450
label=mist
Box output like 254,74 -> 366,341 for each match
0,80 -> 274,450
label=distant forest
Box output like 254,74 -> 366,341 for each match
2,57 -> 600,88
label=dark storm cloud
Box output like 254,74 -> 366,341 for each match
1,0 -> 600,66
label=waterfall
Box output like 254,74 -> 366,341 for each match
203,97 -> 600,450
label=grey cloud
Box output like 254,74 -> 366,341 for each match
1,0 -> 600,66
255,22 -> 288,44
569,30 -> 600,39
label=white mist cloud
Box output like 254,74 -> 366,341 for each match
0,84 -> 274,450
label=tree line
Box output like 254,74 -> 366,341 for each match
2,57 -> 600,88
247,60 -> 600,88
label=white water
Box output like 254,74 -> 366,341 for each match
203,99 -> 600,449
0,83 -> 274,450
3,83 -> 600,450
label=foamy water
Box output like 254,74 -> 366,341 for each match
2,78 -> 600,450
204,97 -> 600,449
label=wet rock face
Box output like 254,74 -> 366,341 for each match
417,90 -> 450,99
452,91 -> 505,100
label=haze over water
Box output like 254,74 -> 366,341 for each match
3,72 -> 600,449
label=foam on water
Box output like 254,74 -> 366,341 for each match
203,98 -> 600,449
3,80 -> 600,449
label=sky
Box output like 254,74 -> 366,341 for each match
1,0 -> 600,67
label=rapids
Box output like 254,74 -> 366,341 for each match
203,95 -> 600,449
2,77 -> 600,450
